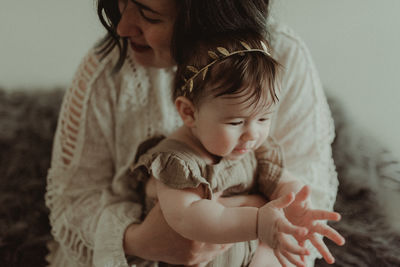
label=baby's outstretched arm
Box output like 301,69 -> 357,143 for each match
157,180 -> 309,267
156,180 -> 259,243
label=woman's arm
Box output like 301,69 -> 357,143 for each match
45,50 -> 143,267
270,22 -> 338,215
270,170 -> 304,200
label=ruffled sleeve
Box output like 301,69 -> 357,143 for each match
132,147 -> 213,200
269,23 -> 338,211
268,23 -> 339,266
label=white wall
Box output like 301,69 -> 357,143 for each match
0,0 -> 104,89
1,0 -> 399,159
271,0 -> 400,159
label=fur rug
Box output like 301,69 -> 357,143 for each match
0,89 -> 62,267
0,88 -> 399,267
314,99 -> 400,267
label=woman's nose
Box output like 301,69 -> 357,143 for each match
116,7 -> 142,38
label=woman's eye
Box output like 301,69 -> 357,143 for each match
139,9 -> 162,23
258,118 -> 269,122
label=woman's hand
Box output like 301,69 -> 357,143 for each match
284,185 -> 345,265
123,202 -> 231,265
258,193 -> 310,267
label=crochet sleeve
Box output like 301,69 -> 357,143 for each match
269,25 -> 339,265
45,49 -> 142,266
270,25 -> 338,212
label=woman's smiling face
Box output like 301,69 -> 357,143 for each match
117,0 -> 177,68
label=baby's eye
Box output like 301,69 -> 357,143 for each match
258,118 -> 269,122
227,121 -> 243,126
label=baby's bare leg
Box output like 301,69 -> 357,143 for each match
249,242 -> 281,267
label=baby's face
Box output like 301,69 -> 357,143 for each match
192,92 -> 275,160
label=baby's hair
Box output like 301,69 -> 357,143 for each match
173,33 -> 280,111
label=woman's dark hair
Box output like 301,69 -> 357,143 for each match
172,0 -> 271,65
96,0 -> 270,71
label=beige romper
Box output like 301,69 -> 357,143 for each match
130,137 -> 283,267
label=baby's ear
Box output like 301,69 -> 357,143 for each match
175,96 -> 196,127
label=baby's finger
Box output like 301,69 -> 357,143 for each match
309,210 -> 341,221
297,240 -> 306,262
270,193 -> 295,209
279,234 -> 310,256
277,218 -> 308,237
274,250 -> 289,267
293,185 -> 310,204
309,234 -> 335,264
281,250 -> 306,267
313,223 -> 345,246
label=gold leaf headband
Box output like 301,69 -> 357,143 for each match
182,41 -> 271,93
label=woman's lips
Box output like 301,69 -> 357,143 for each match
130,41 -> 151,53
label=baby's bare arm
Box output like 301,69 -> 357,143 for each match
217,193 -> 267,208
123,202 -> 231,265
156,180 -> 259,244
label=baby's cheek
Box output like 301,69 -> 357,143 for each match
259,128 -> 270,142
210,134 -> 231,153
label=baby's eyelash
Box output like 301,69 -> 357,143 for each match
228,121 -> 243,126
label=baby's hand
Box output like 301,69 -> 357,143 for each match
283,185 -> 345,265
257,193 -> 310,267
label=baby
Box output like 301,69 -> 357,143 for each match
130,34 -> 344,267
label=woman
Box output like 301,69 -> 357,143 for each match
45,0 -> 339,266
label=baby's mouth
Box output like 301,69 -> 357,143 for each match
233,147 -> 250,154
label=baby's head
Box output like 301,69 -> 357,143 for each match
173,34 -> 281,160
174,34 -> 280,108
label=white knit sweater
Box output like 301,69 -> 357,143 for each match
45,22 -> 338,267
